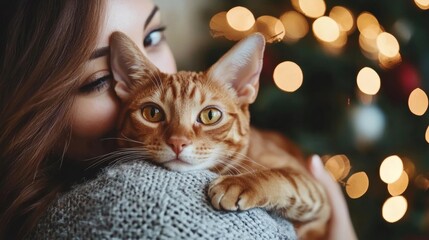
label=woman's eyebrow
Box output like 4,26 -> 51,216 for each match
90,5 -> 159,60
144,5 -> 159,30
90,46 -> 109,60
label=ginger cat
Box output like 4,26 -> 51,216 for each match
110,31 -> 330,239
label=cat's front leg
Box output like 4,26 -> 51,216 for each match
208,172 -> 271,211
208,168 -> 329,222
208,168 -> 302,212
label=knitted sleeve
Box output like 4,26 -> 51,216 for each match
30,160 -> 297,240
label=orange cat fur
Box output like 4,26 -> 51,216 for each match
110,31 -> 330,239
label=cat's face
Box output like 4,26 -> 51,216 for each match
110,32 -> 265,172
117,71 -> 249,171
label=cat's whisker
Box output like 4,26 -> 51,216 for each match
119,134 -> 146,145
222,149 -> 268,170
147,69 -> 164,94
215,159 -> 244,175
84,147 -> 152,170
217,150 -> 268,174
153,68 -> 165,92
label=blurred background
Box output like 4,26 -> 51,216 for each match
155,0 -> 429,239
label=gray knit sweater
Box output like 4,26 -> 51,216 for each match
31,160 -> 296,239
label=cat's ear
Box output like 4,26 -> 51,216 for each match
207,33 -> 265,105
110,31 -> 160,101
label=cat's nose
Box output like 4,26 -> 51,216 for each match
167,136 -> 192,155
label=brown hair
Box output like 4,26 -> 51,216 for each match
0,0 -> 105,238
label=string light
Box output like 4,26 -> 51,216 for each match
273,61 -> 303,92
280,11 -> 309,43
382,196 -> 408,223
346,172 -> 369,199
356,67 -> 381,95
387,171 -> 409,196
312,16 -> 340,43
408,88 -> 429,116
380,155 -> 404,184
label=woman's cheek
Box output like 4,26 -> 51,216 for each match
71,91 -> 120,139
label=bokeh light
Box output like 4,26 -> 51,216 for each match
376,32 -> 400,58
329,6 -> 355,34
322,31 -> 348,54
382,196 -> 408,223
210,12 -> 230,38
313,16 -> 340,43
226,6 -> 255,31
357,12 -> 381,39
280,11 -> 309,42
273,61 -> 303,92
351,104 -> 385,144
359,35 -> 378,60
210,11 -> 250,41
415,174 -> 429,190
324,155 -> 351,181
388,171 -> 409,196
255,16 -> 285,43
298,0 -> 326,18
378,52 -> 402,69
402,157 -> 416,178
380,155 -> 404,184
414,0 -> 429,10
356,67 -> 381,95
393,19 -> 413,43
426,126 -> 429,144
408,88 -> 428,116
346,172 -> 369,199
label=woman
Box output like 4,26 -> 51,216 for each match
0,0 -> 175,238
0,0 -> 356,239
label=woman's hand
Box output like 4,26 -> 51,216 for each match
308,155 -> 358,240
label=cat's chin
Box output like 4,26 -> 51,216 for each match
163,158 -> 210,172
163,158 -> 194,172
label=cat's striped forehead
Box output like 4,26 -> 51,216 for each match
161,72 -> 230,104
128,71 -> 237,118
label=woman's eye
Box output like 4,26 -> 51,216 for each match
141,104 -> 165,122
143,27 -> 166,48
79,74 -> 112,94
198,107 -> 222,125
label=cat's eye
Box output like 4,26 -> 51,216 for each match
141,104 -> 165,122
198,107 -> 222,125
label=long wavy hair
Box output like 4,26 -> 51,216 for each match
0,0 -> 105,238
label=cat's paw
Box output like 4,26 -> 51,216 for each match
208,175 -> 266,211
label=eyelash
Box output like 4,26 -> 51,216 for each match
143,26 -> 166,48
79,74 -> 112,94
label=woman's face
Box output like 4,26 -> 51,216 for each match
66,0 -> 177,160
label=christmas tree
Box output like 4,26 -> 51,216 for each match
200,0 -> 429,239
